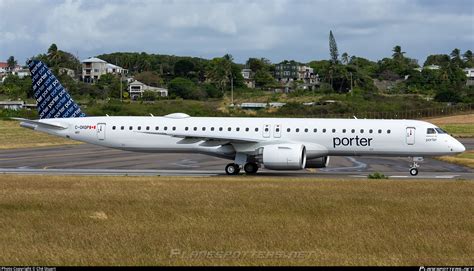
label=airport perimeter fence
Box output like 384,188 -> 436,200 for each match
316,103 -> 473,120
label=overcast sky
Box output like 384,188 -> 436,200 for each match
0,0 -> 473,65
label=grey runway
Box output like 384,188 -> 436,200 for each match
0,139 -> 473,179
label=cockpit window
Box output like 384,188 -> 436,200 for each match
427,128 -> 436,134
435,128 -> 447,134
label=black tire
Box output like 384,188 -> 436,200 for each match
409,168 -> 418,176
244,162 -> 259,174
225,163 -> 240,175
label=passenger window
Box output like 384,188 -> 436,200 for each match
313,128 -> 317,133
138,126 -> 141,131
342,129 -> 346,133
112,126 -> 116,130
427,128 -> 436,134
255,128 -> 259,132
360,129 -> 364,133
287,128 -> 291,132
121,126 -> 124,130
265,128 -> 269,132
369,129 -> 373,134
351,129 -> 355,133
146,126 -> 150,131
245,128 -> 249,132
129,126 -> 133,130
211,127 -> 215,131
276,128 -> 280,132
185,127 -> 189,131
194,127 -> 197,131
219,127 -> 223,131
332,129 -> 336,133
202,127 -> 206,131
228,127 -> 232,131
155,126 -> 159,131
387,130 -> 391,134
378,129 -> 382,134
323,129 -> 326,133
296,128 -> 300,132
304,128 -> 308,133
236,127 -> 240,132
164,127 -> 168,131
172,127 -> 176,131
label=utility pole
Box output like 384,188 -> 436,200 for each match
231,75 -> 234,106
350,72 -> 353,95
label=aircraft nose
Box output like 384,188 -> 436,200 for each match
452,139 -> 466,153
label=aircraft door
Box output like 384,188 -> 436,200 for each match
274,124 -> 281,138
97,123 -> 106,140
406,127 -> 415,145
263,124 -> 271,138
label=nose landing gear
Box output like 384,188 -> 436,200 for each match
409,157 -> 423,176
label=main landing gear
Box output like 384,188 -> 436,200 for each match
409,157 -> 423,176
225,162 -> 259,175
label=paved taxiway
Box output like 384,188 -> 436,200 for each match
0,139 -> 472,179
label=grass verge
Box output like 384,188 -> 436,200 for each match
0,120 -> 80,149
437,150 -> 474,169
0,175 -> 472,266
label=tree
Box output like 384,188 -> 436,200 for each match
142,90 -> 157,101
462,50 -> 473,67
463,50 -> 473,61
47,43 -> 60,66
173,59 -> 195,77
341,52 -> 349,65
206,57 -> 232,92
450,48 -> 463,68
134,71 -> 163,87
424,54 -> 450,67
246,58 -> 272,72
392,45 -> 405,60
329,30 -> 339,64
168,77 -> 206,100
7,56 -> 17,71
254,70 -> 275,88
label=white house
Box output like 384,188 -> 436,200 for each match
82,57 -> 127,83
465,68 -> 474,86
128,80 -> 168,100
0,101 -> 24,110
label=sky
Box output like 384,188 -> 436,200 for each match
0,0 -> 473,65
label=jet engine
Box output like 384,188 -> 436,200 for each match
305,156 -> 330,168
261,144 -> 306,170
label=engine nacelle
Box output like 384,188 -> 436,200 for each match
262,144 -> 306,170
305,156 -> 330,168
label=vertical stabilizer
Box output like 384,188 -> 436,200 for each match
28,60 -> 86,119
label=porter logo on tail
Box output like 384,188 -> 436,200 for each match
28,60 -> 86,119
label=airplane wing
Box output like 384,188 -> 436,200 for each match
12,118 -> 68,130
137,131 -> 262,144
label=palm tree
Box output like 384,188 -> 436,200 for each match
462,50 -> 472,62
47,43 -> 61,67
392,45 -> 405,60
450,48 -> 461,60
341,52 -> 349,65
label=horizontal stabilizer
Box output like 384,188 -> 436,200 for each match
12,118 -> 68,130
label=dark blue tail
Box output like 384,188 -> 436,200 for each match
28,60 -> 86,119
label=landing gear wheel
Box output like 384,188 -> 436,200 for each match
244,162 -> 259,174
225,163 -> 240,175
409,168 -> 418,176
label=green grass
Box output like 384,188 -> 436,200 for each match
439,124 -> 474,138
0,120 -> 80,149
0,175 -> 472,266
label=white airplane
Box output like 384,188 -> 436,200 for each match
16,60 -> 466,176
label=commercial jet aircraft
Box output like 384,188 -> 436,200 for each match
15,60 -> 466,176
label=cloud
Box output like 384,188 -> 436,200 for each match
0,0 -> 472,65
